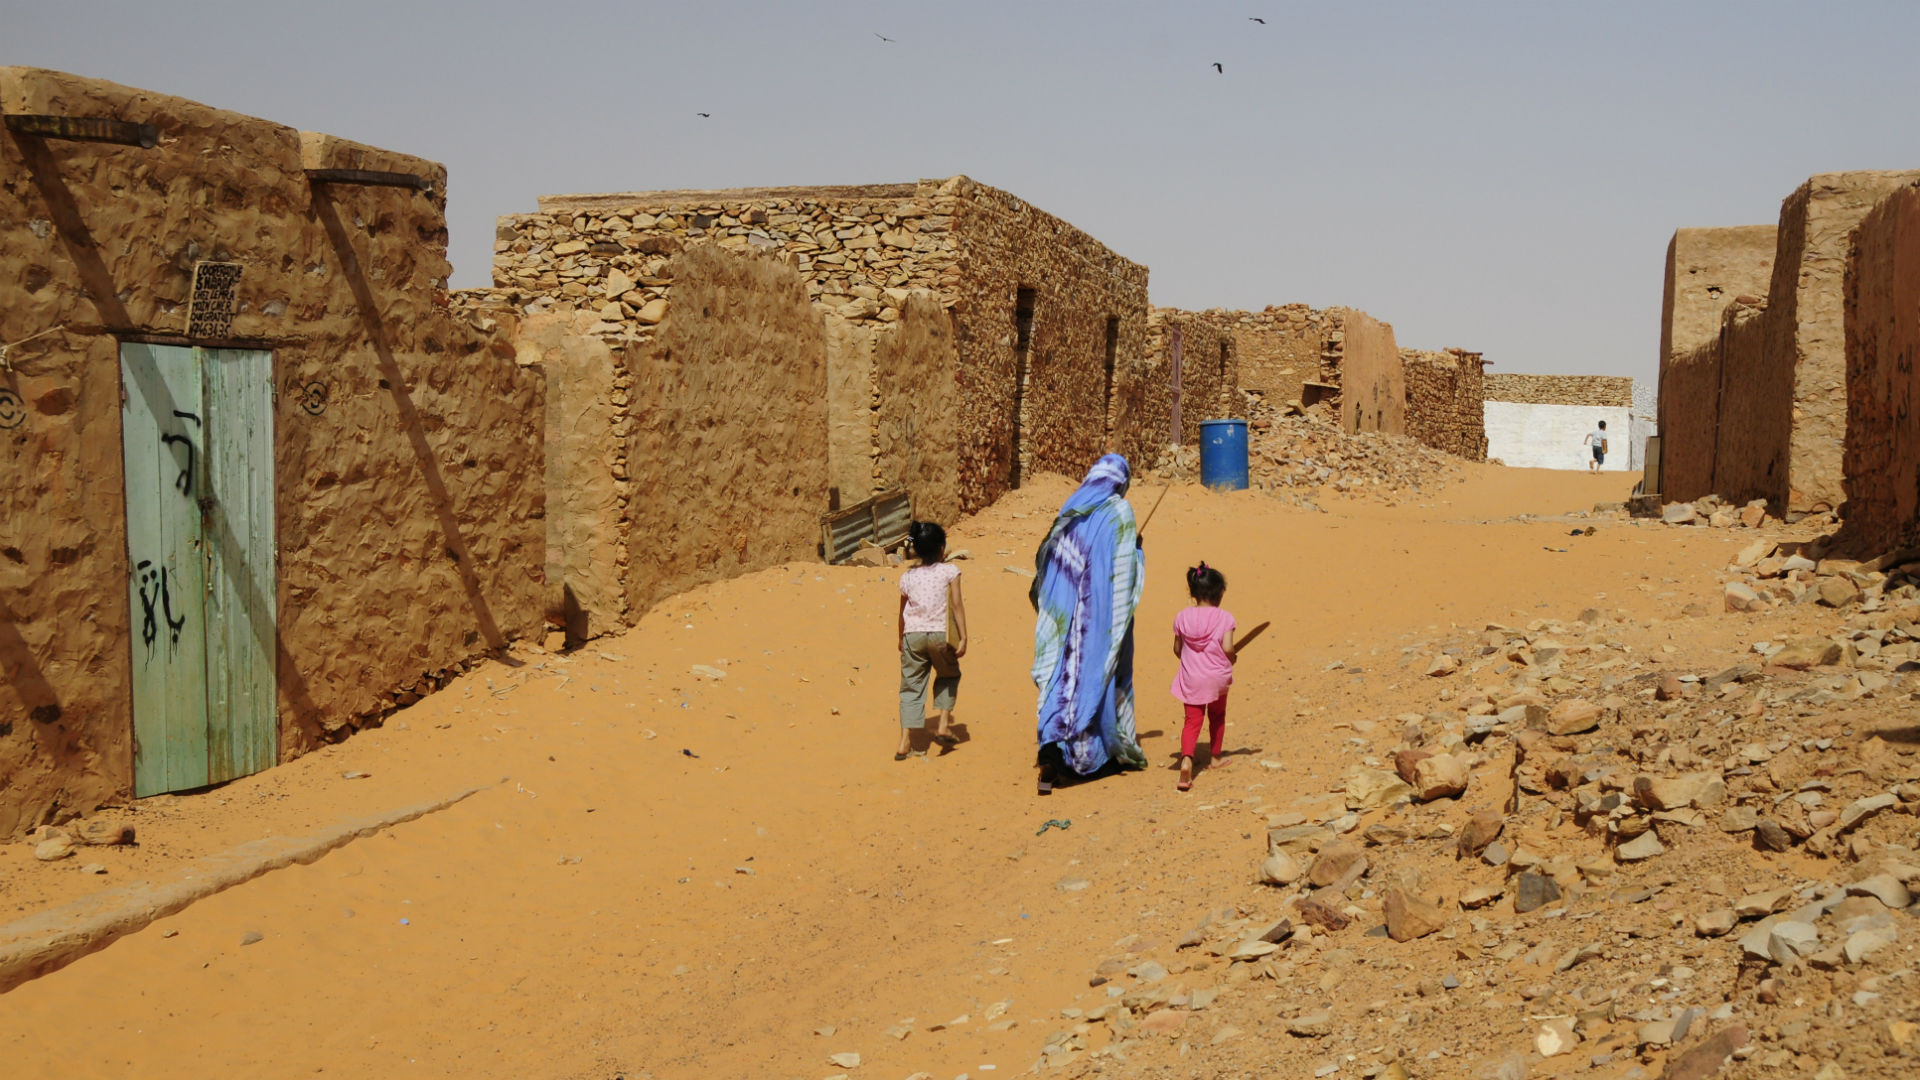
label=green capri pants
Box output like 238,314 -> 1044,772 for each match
899,631 -> 961,729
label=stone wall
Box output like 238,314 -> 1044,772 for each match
1705,302 -> 1775,506
1763,170 -> 1920,514
0,68 -> 542,835
1400,348 -> 1487,460
1146,308 -> 1241,448
1659,225 -> 1776,367
1656,336 -> 1723,502
624,244 -> 830,615
1842,182 -> 1920,552
472,176 -> 1150,510
874,294 -> 962,525
1200,304 -> 1325,409
1484,374 -> 1634,408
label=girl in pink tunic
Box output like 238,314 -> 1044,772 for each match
1170,563 -> 1236,791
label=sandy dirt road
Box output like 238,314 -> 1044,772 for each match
0,465 -> 1744,1079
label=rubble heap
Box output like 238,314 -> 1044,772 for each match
1021,533 -> 1920,1079
1146,404 -> 1465,504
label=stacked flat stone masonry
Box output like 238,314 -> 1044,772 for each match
464,176 -> 1151,512
1484,374 -> 1633,408
1144,307 -> 1241,452
1400,348 -> 1487,460
1197,305 -> 1403,436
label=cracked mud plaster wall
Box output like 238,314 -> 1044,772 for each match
513,312 -> 630,640
874,294 -> 962,526
0,68 -> 541,835
1659,226 -> 1776,369
1332,309 -> 1403,436
1763,170 -> 1920,515
624,244 -> 829,617
1657,336 -> 1723,502
1843,183 -> 1920,553
1705,303 -> 1773,507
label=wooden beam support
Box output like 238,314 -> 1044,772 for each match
305,168 -> 431,193
2,113 -> 158,148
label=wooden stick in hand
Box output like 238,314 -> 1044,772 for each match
1137,485 -> 1171,536
1231,621 -> 1270,655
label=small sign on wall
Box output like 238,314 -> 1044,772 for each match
187,262 -> 243,340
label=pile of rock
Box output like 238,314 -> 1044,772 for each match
1661,494 -> 1774,528
1146,411 -> 1465,502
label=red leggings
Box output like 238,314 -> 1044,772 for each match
1181,696 -> 1227,759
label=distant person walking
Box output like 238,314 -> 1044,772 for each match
1171,562 -> 1237,792
895,521 -> 966,760
1584,420 -> 1609,473
1030,454 -> 1148,794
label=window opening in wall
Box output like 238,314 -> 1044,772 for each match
1102,316 -> 1119,442
1012,286 -> 1037,487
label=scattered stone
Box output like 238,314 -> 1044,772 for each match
1724,583 -> 1761,612
1771,637 -> 1841,670
1536,1017 -> 1577,1057
1308,843 -> 1367,888
1288,1010 -> 1333,1037
1138,1008 -> 1186,1035
1719,806 -> 1758,833
1259,852 -> 1303,886
1695,909 -> 1737,937
1753,819 -> 1793,852
1546,698 -> 1602,735
1460,883 -> 1503,909
1765,921 -> 1820,963
1426,654 -> 1459,677
1817,576 -> 1862,608
1616,831 -> 1666,862
1515,871 -> 1560,914
1838,793 -> 1897,832
1411,753 -> 1470,801
1295,897 -> 1350,933
1636,773 -> 1726,811
1847,874 -> 1912,910
240,930 -> 264,946
1383,887 -> 1448,941
1663,503 -> 1699,525
32,836 -> 74,861
1345,769 -> 1413,810
1456,810 -> 1504,859
1659,1026 -> 1748,1080
828,1052 -> 861,1069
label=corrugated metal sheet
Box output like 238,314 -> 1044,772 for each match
820,488 -> 913,564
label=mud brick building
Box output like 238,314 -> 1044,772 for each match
1842,181 -> 1920,552
1658,298 -> 1768,503
0,68 -> 543,835
1763,170 -> 1920,515
1483,374 -> 1636,471
1400,348 -> 1487,460
1200,305 -> 1402,435
472,177 -> 1151,519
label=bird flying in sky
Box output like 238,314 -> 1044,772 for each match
696,112 -> 710,118
1212,62 -> 1224,73
1249,16 -> 1266,23
875,33 -> 895,43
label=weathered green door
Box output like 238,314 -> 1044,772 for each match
121,343 -> 277,795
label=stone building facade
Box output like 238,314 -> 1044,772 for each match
1142,308 -> 1240,455
1658,300 -> 1769,502
1842,181 -> 1920,552
1400,348 -> 1487,460
470,177 -> 1151,514
0,68 -> 543,835
1659,226 -> 1776,368
1198,305 -> 1402,436
1762,170 -> 1920,514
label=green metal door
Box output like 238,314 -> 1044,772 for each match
122,343 -> 277,795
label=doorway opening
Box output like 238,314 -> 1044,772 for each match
1012,286 -> 1037,487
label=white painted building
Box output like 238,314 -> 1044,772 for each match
1484,400 -> 1639,471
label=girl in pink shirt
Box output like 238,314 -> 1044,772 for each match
1171,563 -> 1236,792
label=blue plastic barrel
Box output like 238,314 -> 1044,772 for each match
1198,419 -> 1249,491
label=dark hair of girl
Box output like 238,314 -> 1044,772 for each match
1187,562 -> 1226,603
908,521 -> 947,564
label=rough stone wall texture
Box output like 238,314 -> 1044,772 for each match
1331,308 -> 1404,436
1659,225 -> 1777,366
0,68 -> 542,836
1199,305 -> 1325,408
1114,318 -> 1174,471
1762,170 -> 1920,514
873,294 -> 962,526
511,312 -> 631,640
1842,182 -> 1920,552
1484,374 -> 1634,408
1400,348 -> 1487,460
468,176 -> 1149,510
1656,337 -> 1724,502
1145,308 -> 1241,448
623,244 -> 829,616
1705,303 -> 1774,506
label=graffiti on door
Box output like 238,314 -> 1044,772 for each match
161,409 -> 201,497
135,558 -> 189,655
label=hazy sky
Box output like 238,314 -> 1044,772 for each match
11,1 -> 1920,384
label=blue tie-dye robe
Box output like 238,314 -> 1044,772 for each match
1030,454 -> 1149,776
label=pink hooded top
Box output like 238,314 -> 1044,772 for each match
1170,605 -> 1235,705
